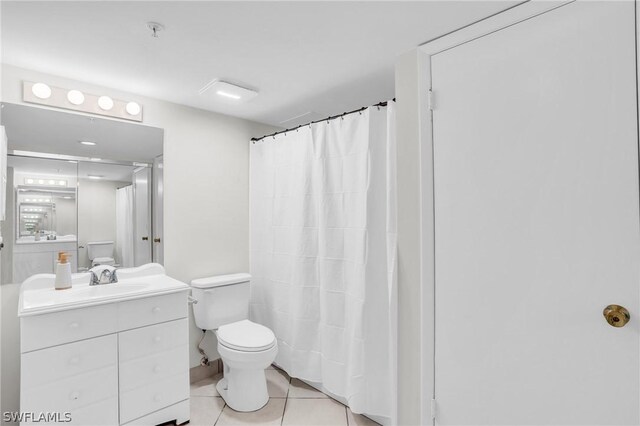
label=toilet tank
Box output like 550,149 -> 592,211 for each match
86,241 -> 114,260
190,273 -> 251,330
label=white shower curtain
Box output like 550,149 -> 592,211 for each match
250,104 -> 397,423
116,185 -> 135,267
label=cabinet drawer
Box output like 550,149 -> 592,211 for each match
22,335 -> 117,389
118,292 -> 187,331
20,303 -> 117,352
119,344 -> 189,392
120,373 -> 189,424
119,318 -> 188,362
20,398 -> 119,426
21,365 -> 118,415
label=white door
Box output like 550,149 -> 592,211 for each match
431,2 -> 639,425
133,167 -> 151,265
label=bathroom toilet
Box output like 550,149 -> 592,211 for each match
86,241 -> 116,267
190,273 -> 277,412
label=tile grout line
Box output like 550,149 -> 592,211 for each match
280,374 -> 292,425
213,400 -> 227,426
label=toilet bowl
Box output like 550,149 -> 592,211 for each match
215,320 -> 277,411
190,274 -> 278,412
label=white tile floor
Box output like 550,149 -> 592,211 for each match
188,365 -> 380,426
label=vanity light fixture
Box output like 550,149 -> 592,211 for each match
67,90 -> 85,105
23,81 -> 143,122
98,96 -> 114,111
79,141 -> 96,146
31,83 -> 52,99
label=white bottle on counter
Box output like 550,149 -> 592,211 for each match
55,252 -> 72,290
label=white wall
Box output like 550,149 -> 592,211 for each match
77,178 -> 125,269
55,196 -> 76,237
0,64 -> 278,420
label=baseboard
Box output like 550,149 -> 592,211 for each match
189,358 -> 222,383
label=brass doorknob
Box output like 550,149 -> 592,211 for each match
603,305 -> 630,328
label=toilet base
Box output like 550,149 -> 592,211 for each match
216,376 -> 268,412
216,343 -> 278,412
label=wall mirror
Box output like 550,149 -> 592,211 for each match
0,102 -> 163,283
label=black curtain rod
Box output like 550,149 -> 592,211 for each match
251,98 -> 395,143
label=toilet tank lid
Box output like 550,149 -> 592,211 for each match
190,273 -> 251,289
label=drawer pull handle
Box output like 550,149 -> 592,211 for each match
69,322 -> 80,329
69,391 -> 80,401
153,336 -> 161,343
153,365 -> 161,373
152,307 -> 161,314
69,356 -> 80,365
153,394 -> 162,402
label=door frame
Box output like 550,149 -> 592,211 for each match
408,1 -> 625,423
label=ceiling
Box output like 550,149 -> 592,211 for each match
1,1 -> 519,127
1,103 -> 163,162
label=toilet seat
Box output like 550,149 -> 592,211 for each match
217,319 -> 276,352
92,257 -> 115,266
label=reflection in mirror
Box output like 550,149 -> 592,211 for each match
17,187 -> 76,240
0,102 -> 163,283
7,155 -> 79,282
77,162 -> 152,271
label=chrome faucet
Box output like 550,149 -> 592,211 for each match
90,268 -> 118,286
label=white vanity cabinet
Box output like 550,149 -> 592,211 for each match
19,268 -> 191,426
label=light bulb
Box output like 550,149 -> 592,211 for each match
32,83 -> 52,99
126,102 -> 141,115
98,96 -> 114,111
67,90 -> 85,105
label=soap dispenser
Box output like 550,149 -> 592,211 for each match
55,251 -> 72,290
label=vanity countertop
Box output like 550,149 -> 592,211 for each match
18,263 -> 189,317
15,235 -> 77,245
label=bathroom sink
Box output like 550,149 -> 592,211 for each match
19,263 -> 190,316
21,282 -> 150,311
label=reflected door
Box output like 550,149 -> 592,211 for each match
431,2 -> 639,424
152,156 -> 163,265
133,167 -> 151,265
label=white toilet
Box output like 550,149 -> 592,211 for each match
190,273 -> 277,412
86,241 -> 116,267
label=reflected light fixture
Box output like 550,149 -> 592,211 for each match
88,175 -> 103,180
79,141 -> 96,146
67,90 -> 85,105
